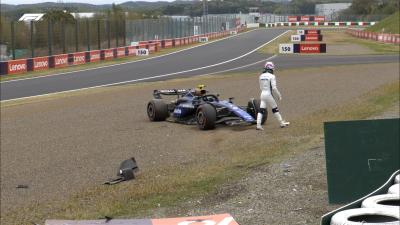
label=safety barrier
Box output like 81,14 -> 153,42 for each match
266,21 -> 376,27
0,27 -> 244,76
346,29 -> 400,44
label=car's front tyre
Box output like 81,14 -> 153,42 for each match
196,104 -> 216,130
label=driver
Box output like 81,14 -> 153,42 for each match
256,61 -> 290,130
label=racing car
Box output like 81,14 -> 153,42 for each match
146,86 -> 267,130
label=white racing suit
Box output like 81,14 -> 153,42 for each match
257,72 -> 289,128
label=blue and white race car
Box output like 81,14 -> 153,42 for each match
146,86 -> 267,130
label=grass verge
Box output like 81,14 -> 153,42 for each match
2,71 -> 398,225
259,29 -> 399,55
366,11 -> 399,34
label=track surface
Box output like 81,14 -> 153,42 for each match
1,29 -> 398,101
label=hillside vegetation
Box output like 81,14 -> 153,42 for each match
366,11 -> 399,34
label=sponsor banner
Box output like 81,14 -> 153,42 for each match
315,16 -> 325,22
101,49 -> 115,60
46,214 -> 238,225
279,43 -> 294,54
291,35 -> 301,42
6,59 -> 27,74
152,214 -> 238,225
199,36 -> 209,43
136,48 -> 149,56
86,50 -> 101,62
149,40 -> 161,51
303,34 -> 323,42
305,30 -> 321,34
147,43 -> 156,52
127,46 -> 137,56
50,54 -> 69,68
301,16 -> 310,22
31,56 -> 49,71
173,38 -> 181,47
295,43 -> 326,53
116,47 -> 127,58
288,16 -> 299,22
162,39 -> 173,48
68,52 -> 86,65
297,30 -> 305,35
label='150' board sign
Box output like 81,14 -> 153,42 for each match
136,48 -> 149,56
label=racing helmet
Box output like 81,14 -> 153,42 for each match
263,61 -> 275,73
194,84 -> 207,96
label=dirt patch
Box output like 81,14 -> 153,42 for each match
1,62 -> 399,223
180,103 -> 399,225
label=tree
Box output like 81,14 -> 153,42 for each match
42,9 -> 75,23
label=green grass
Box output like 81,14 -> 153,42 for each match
2,67 -> 399,225
259,29 -> 399,55
366,11 -> 400,34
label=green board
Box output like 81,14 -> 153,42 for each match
324,118 -> 399,204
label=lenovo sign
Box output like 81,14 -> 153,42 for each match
49,54 -> 68,68
297,43 -> 326,53
7,59 -> 27,74
101,49 -> 115,60
303,34 -> 323,42
31,57 -> 49,71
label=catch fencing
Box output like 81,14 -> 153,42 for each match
0,15 -> 238,61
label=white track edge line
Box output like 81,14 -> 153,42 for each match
1,31 -> 288,103
1,29 -> 260,84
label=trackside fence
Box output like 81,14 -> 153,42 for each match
346,29 -> 400,44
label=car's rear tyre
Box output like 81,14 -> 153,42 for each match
247,99 -> 267,125
147,99 -> 169,121
196,104 -> 216,130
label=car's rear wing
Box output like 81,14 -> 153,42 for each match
153,89 -> 189,99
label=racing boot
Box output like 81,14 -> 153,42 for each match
280,120 -> 290,128
273,112 -> 290,128
256,113 -> 264,131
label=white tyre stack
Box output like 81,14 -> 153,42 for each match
395,175 -> 400,184
330,208 -> 399,225
330,174 -> 400,225
361,194 -> 400,211
388,184 -> 400,194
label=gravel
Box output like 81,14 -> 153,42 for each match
1,62 -> 399,224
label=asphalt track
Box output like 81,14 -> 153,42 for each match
0,28 -> 398,101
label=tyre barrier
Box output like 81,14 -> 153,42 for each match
0,28 -> 244,76
267,21 -> 376,28
321,170 -> 400,225
361,194 -> 400,211
388,184 -> 400,195
330,208 -> 400,225
346,29 -> 400,44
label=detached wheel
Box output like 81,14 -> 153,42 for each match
147,99 -> 169,121
247,99 -> 267,125
196,104 -> 216,130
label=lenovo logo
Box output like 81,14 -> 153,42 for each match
301,46 -> 319,51
9,63 -> 26,71
34,60 -> 48,68
74,55 -> 85,62
55,57 -> 68,65
91,54 -> 100,60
